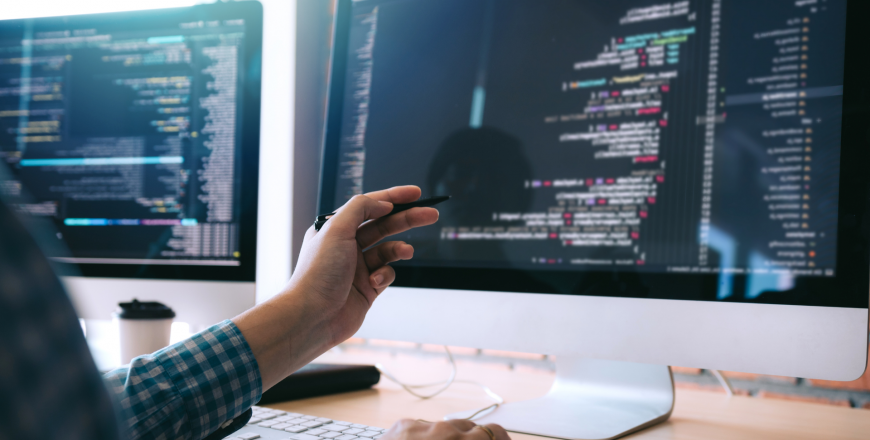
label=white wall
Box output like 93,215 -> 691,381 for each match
255,0 -> 295,303
1,0 -> 297,304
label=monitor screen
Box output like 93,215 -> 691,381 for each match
0,3 -> 261,280
321,0 -> 868,307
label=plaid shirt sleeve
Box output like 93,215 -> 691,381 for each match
103,320 -> 263,440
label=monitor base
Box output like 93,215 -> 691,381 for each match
446,358 -> 674,440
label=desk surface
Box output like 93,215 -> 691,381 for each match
265,348 -> 870,440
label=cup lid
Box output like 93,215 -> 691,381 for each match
116,299 -> 176,319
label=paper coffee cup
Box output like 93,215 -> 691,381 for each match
114,299 -> 176,364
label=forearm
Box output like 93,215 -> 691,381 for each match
231,284 -> 338,391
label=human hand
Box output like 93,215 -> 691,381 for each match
382,420 -> 510,440
291,185 -> 440,343
232,186 -> 439,390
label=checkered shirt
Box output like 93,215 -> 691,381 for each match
104,320 -> 263,440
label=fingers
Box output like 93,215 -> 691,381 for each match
325,194 -> 393,238
363,241 -> 413,271
428,421 -> 465,439
369,265 -> 396,294
365,185 -> 422,204
482,424 -> 511,440
383,419 -> 427,439
356,207 -> 439,249
382,420 -> 511,440
434,421 -> 511,440
443,419 -> 477,431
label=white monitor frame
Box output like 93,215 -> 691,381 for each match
358,287 -> 868,381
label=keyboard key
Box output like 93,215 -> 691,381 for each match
289,434 -> 322,440
248,409 -> 386,440
323,425 -> 350,432
284,426 -> 309,433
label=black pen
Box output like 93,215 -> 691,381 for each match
315,196 -> 450,231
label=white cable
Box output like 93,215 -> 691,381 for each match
375,346 -> 504,420
711,369 -> 735,397
376,347 -> 457,399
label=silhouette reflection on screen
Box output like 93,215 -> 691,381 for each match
425,127 -> 532,264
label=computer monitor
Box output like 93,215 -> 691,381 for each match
0,2 -> 268,325
318,0 -> 869,438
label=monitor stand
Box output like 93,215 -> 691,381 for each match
446,358 -> 674,440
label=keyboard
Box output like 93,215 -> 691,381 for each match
226,406 -> 388,440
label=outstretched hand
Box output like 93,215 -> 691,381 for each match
292,185 -> 440,344
232,186 -> 439,390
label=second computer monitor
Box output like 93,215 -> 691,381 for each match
0,2 -> 264,323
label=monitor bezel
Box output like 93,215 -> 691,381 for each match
319,0 -> 870,309
1,2 -> 263,282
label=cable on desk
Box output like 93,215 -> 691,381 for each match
375,346 -> 504,421
711,369 -> 735,397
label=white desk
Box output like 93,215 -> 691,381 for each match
264,348 -> 870,440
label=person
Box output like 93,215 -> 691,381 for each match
0,185 -> 512,440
